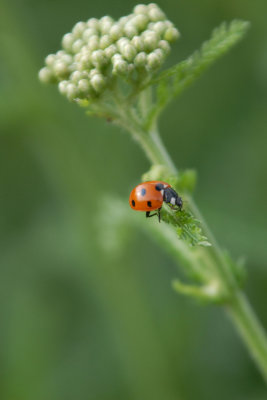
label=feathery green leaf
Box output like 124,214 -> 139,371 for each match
145,20 -> 250,120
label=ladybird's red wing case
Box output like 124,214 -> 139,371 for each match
129,181 -> 169,211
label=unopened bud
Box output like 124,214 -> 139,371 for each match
132,14 -> 149,31
53,61 -> 69,77
134,52 -> 147,67
147,51 -> 161,70
124,23 -> 138,39
164,27 -> 180,42
104,44 -> 117,58
39,67 -> 54,83
87,18 -> 99,30
82,28 -> 98,42
58,80 -> 68,94
91,74 -> 106,92
72,21 -> 87,37
78,78 -> 90,92
148,6 -> 165,22
109,24 -> 122,41
121,44 -> 137,61
66,83 -> 79,100
91,49 -> 107,67
45,54 -> 56,67
112,59 -> 128,75
134,4 -> 148,15
88,35 -> 99,51
62,33 -> 74,51
131,36 -> 144,51
158,39 -> 171,54
100,34 -> 112,49
72,39 -> 84,53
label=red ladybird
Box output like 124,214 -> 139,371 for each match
129,181 -> 182,222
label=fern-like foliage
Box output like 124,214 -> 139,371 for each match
145,20 -> 250,121
161,208 -> 211,247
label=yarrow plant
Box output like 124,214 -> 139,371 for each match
40,4 -> 267,384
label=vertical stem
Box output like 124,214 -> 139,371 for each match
149,126 -> 177,174
227,292 -> 267,382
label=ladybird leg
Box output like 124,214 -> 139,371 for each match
157,208 -> 161,223
146,211 -> 158,219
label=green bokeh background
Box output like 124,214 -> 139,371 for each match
1,1 -> 267,399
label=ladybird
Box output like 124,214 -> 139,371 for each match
129,181 -> 182,222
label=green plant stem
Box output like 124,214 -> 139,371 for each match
121,110 -> 267,382
227,292 -> 267,381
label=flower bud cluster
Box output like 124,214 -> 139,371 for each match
39,4 -> 180,101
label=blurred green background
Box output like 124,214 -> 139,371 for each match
1,0 -> 267,399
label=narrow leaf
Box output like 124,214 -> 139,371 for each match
146,20 -> 250,116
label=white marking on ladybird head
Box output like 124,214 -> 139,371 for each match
163,184 -> 168,188
170,197 -> 176,205
161,189 -> 164,195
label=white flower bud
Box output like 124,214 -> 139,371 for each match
91,49 -> 107,67
142,30 -> 159,51
104,44 -> 117,58
109,24 -> 122,41
82,28 -> 98,42
79,53 -> 91,68
112,59 -> 128,75
70,70 -> 84,82
53,61 -> 69,77
99,16 -> 114,34
72,21 -> 87,37
78,78 -> 90,92
134,52 -> 147,67
151,21 -> 167,36
72,39 -> 84,53
112,53 -> 123,62
147,51 -> 161,70
131,36 -> 144,52
164,27 -> 180,42
62,33 -> 74,51
39,67 -> 54,83
89,68 -> 99,78
121,44 -> 137,61
153,48 -> 165,59
60,53 -> 73,65
124,23 -> 138,39
148,6 -> 165,22
39,5 -> 179,97
100,34 -> 112,49
45,54 -> 56,67
131,14 -> 149,31
66,83 -> 79,100
58,80 -> 68,94
118,15 -> 132,26
117,38 -> 130,52
91,74 -> 106,92
133,4 -> 148,15
87,18 -> 99,30
88,35 -> 99,51
158,39 -> 171,54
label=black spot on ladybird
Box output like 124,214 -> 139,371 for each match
141,188 -> 146,196
147,201 -> 152,207
132,199 -> 135,207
